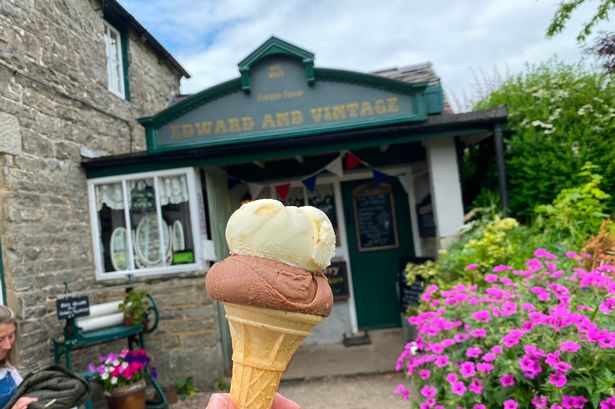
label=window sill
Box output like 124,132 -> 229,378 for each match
95,261 -> 207,281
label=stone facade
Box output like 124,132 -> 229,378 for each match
0,0 -> 223,390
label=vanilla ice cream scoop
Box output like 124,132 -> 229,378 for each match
225,199 -> 336,272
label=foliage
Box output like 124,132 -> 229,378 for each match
395,250 -> 615,409
546,0 -> 615,41
119,290 -> 149,324
88,349 -> 156,392
586,32 -> 615,74
475,60 -> 615,219
535,162 -> 611,251
174,376 -> 198,400
216,376 -> 231,393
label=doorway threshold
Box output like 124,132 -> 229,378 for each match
342,331 -> 371,347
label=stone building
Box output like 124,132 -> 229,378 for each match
0,0 -> 225,389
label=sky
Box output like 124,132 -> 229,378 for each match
117,0 -> 609,112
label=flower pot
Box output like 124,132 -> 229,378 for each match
104,380 -> 146,409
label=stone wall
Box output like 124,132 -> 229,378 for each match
0,0 -> 223,390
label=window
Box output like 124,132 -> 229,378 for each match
88,168 -> 207,280
104,22 -> 125,98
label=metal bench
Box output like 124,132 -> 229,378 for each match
52,291 -> 167,409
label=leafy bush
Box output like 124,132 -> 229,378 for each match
474,60 -> 615,219
395,250 -> 615,409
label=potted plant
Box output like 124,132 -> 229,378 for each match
88,348 -> 158,409
119,289 -> 148,327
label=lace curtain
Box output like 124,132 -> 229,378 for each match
95,175 -> 190,211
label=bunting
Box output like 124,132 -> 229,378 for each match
345,152 -> 362,171
275,183 -> 291,201
228,151 -> 420,200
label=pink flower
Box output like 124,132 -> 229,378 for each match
532,395 -> 548,409
559,340 -> 580,353
476,363 -> 494,373
394,384 -> 410,400
471,328 -> 487,338
459,361 -> 476,378
522,303 -> 536,312
565,251 -> 579,258
504,399 -> 519,409
466,264 -> 479,270
471,310 -> 491,322
451,381 -> 466,396
493,265 -> 512,272
445,373 -> 458,383
482,352 -> 496,362
485,274 -> 498,283
553,361 -> 572,372
500,374 -> 515,387
534,248 -> 557,259
419,369 -> 431,379
491,345 -> 503,354
599,298 -> 615,315
549,371 -> 567,387
466,347 -> 482,358
474,405 -> 486,409
420,386 -> 437,398
435,355 -> 450,367
469,378 -> 483,394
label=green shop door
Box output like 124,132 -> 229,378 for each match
342,178 -> 414,330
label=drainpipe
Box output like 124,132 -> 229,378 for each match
493,123 -> 509,213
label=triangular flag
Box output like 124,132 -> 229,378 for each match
227,176 -> 242,190
372,169 -> 389,187
325,156 -> 343,176
398,173 -> 413,194
275,183 -> 291,201
345,152 -> 362,171
248,183 -> 264,199
302,175 -> 318,192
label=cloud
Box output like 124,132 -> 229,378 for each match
119,0 -> 607,110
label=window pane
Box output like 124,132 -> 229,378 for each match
308,183 -> 340,247
282,186 -> 305,207
158,175 -> 195,265
95,182 -> 129,272
129,178 -> 170,269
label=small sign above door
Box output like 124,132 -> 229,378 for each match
352,182 -> 399,252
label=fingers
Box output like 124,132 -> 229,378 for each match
12,396 -> 38,409
206,392 -> 300,409
207,393 -> 234,409
273,393 -> 301,409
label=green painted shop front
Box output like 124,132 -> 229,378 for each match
83,36 -> 507,348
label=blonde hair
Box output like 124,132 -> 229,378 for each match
0,305 -> 18,367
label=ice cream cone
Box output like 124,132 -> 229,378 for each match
224,303 -> 324,409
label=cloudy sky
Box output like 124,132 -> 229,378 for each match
118,0 -> 608,111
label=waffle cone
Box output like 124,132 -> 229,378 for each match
224,303 -> 324,409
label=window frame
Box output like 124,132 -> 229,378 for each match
103,21 -> 126,99
88,167 -> 206,281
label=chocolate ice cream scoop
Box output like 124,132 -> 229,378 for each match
206,254 -> 332,316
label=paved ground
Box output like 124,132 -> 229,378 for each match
279,372 -> 409,409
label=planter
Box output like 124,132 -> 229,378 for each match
104,380 -> 146,409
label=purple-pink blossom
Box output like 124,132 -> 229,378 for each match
532,395 -> 548,409
420,385 -> 437,398
549,371 -> 567,387
419,369 -> 431,379
559,340 -> 580,352
466,347 -> 482,358
451,381 -> 466,396
459,361 -> 476,378
504,399 -> 519,409
394,384 -> 410,400
500,374 -> 515,387
466,264 -> 478,270
445,372 -> 458,383
468,378 -> 483,394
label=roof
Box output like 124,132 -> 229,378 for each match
82,106 -> 507,177
103,0 -> 190,79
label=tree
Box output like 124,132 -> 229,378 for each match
546,0 -> 615,41
474,60 -> 615,220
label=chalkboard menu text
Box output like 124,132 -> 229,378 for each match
56,296 -> 90,320
352,183 -> 399,251
324,261 -> 350,300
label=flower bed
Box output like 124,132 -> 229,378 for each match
395,249 -> 615,409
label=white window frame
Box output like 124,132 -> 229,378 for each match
103,21 -> 125,99
88,167 -> 206,281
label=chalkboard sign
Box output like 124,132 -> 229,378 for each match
131,184 -> 155,210
56,296 -> 90,320
399,276 -> 424,313
324,261 -> 350,300
352,183 -> 399,251
417,194 -> 436,237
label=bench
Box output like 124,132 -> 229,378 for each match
52,292 -> 167,409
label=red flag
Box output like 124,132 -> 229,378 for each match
345,152 -> 362,171
275,183 -> 291,201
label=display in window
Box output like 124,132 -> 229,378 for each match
134,213 -> 171,268
110,227 -> 129,271
282,186 -> 305,207
308,184 -> 340,247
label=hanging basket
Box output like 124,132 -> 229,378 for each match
104,380 -> 146,409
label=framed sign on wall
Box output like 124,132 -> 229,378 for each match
352,182 -> 399,252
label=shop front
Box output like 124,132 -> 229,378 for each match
82,37 -> 507,350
